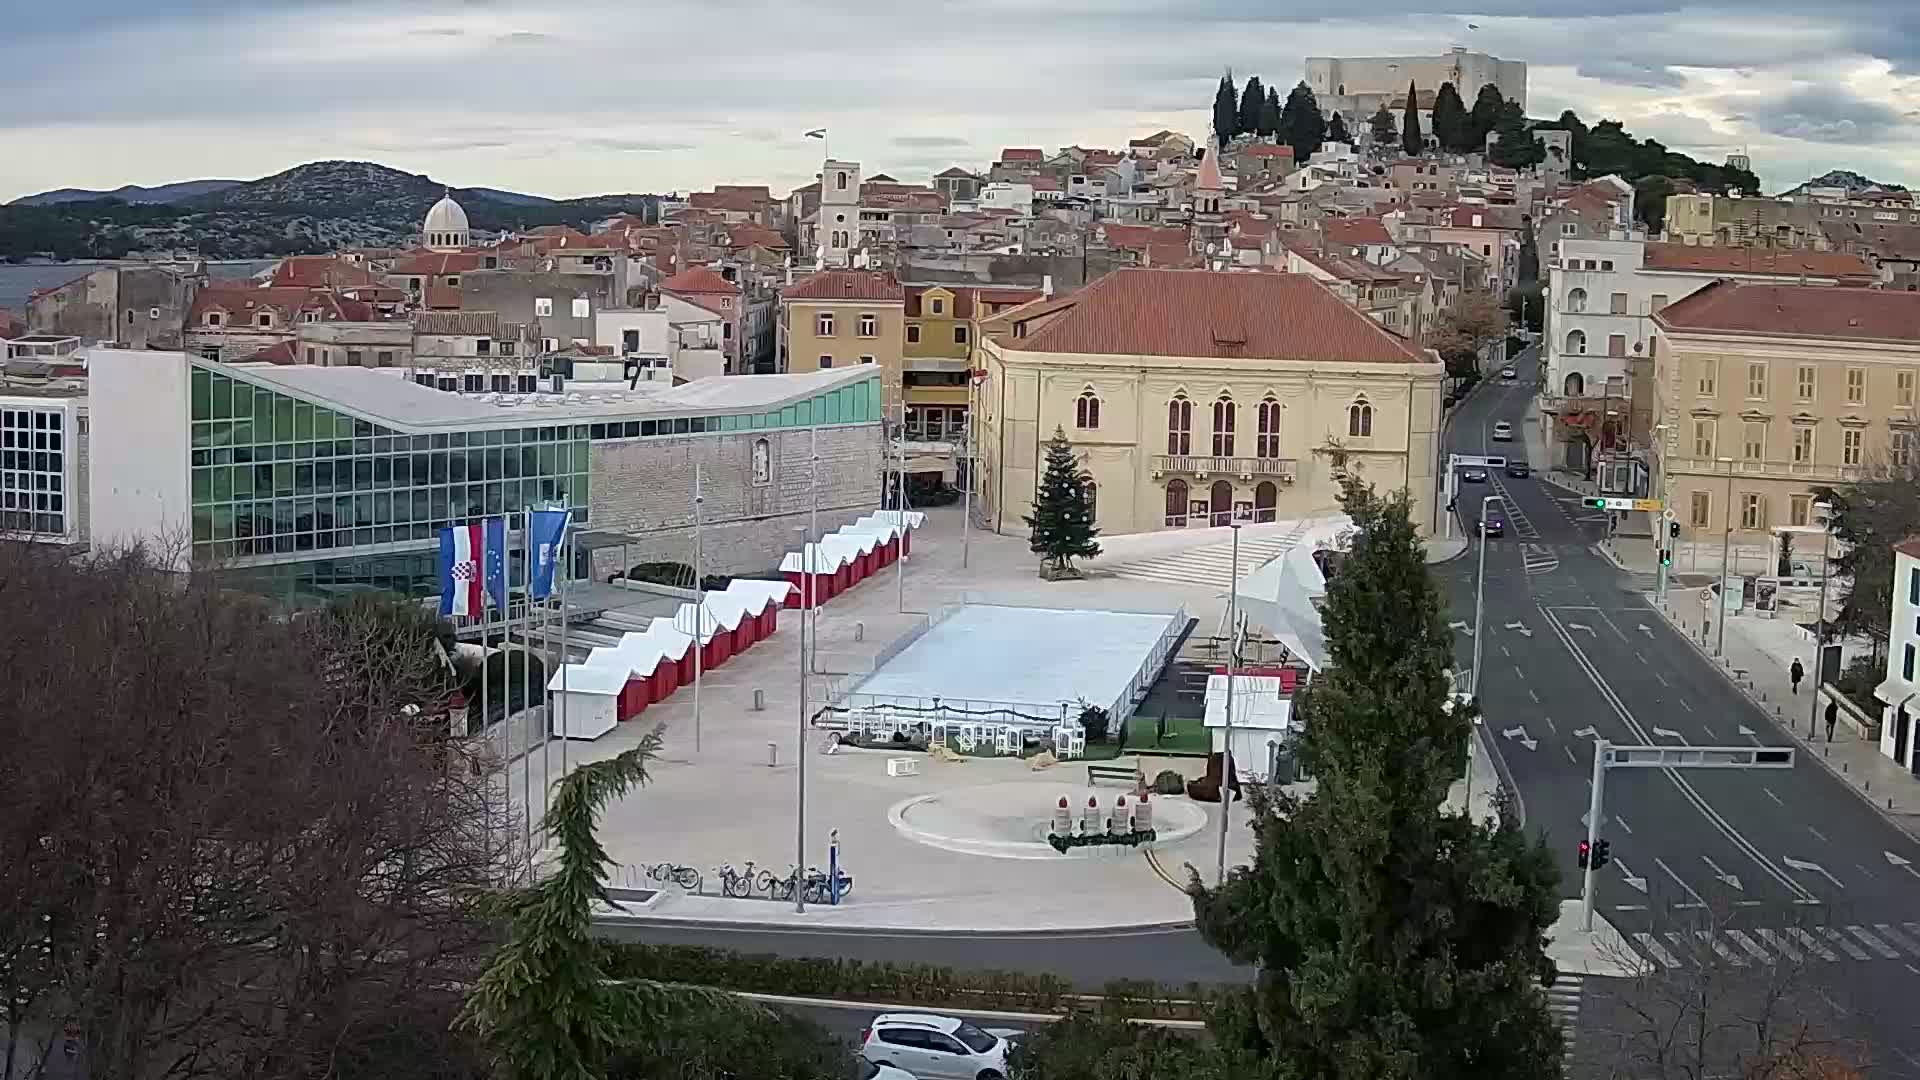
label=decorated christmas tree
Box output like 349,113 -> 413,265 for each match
1024,427 -> 1101,579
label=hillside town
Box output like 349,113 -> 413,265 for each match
8,43 -> 1920,1080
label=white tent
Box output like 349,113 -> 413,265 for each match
1203,673 -> 1295,783
1235,536 -> 1336,672
723,578 -> 796,611
546,662 -> 625,739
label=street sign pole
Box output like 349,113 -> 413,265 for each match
1583,739 -> 1606,932
1657,509 -> 1675,601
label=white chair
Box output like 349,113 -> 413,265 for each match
1066,726 -> 1087,759
930,722 -> 948,750
954,723 -> 979,753
998,725 -> 1022,756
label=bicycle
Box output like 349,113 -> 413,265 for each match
714,861 -> 757,899
647,863 -> 702,893
755,866 -> 796,901
800,866 -> 855,904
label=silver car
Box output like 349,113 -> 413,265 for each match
1491,421 -> 1513,441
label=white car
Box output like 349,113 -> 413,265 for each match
1500,366 -> 1517,381
1491,421 -> 1513,441
860,1060 -> 917,1080
863,1013 -> 1014,1080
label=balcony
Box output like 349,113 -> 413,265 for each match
1661,456 -> 1866,483
1152,455 -> 1298,482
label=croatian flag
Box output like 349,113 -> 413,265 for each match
439,519 -> 508,617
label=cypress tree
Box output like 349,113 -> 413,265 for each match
1280,80 -> 1327,164
1239,75 -> 1266,140
1326,111 -> 1350,145
1262,86 -> 1283,139
1431,81 -> 1470,152
1401,80 -> 1424,156
1191,479 -> 1566,1080
1469,83 -> 1507,149
1368,103 -> 1398,147
1024,428 -> 1101,578
1213,74 -> 1239,147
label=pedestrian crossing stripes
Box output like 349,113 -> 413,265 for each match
1522,542 -> 1560,576
1103,522 -> 1309,588
1547,973 -> 1583,1052
1629,922 -> 1920,969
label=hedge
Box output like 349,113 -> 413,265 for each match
599,943 -> 1217,1020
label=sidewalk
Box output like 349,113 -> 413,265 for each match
1649,588 -> 1920,837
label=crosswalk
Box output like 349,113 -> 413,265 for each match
1104,521 -> 1310,588
1548,973 -> 1584,1053
1627,921 -> 1920,969
1522,542 -> 1560,576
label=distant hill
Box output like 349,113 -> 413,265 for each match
0,161 -> 656,261
1780,169 -> 1909,196
10,180 -> 243,206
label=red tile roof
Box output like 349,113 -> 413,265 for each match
269,256 -> 382,289
720,224 -> 789,251
999,148 -> 1044,162
1084,150 -> 1124,167
1095,223 -> 1188,252
246,340 -> 299,365
690,190 -> 768,214
659,266 -> 741,296
1640,243 -> 1875,281
935,166 -> 977,179
1894,537 -> 1920,561
1241,144 -> 1296,158
997,268 -> 1431,363
424,283 -> 463,310
1324,217 -> 1392,247
781,270 -> 905,303
189,286 -> 376,325
0,309 -> 24,338
389,250 -> 487,275
1653,280 -> 1920,342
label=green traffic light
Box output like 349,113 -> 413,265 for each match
1584,498 -> 1607,509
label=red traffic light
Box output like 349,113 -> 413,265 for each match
1577,840 -> 1591,869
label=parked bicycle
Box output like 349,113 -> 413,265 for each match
714,861 -> 758,899
801,866 -> 854,904
646,862 -> 702,892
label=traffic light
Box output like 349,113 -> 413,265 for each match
1668,521 -> 1681,539
1583,497 -> 1608,509
1592,839 -> 1612,871
1577,840 -> 1590,869
1660,547 -> 1672,567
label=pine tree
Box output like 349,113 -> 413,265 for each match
1238,75 -> 1266,141
1431,81 -> 1470,152
1190,479 -> 1565,1080
1213,74 -> 1239,148
1488,100 -> 1545,169
1024,428 -> 1101,578
1326,111 -> 1350,144
1368,103 -> 1397,146
1279,80 -> 1327,164
1468,83 -> 1507,150
1261,86 -> 1282,138
1401,80 -> 1424,156
1516,221 -> 1540,284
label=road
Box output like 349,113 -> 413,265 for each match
1444,347 -> 1920,1075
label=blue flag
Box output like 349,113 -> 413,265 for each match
483,517 -> 509,610
528,508 -> 572,598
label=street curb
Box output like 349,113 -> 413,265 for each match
1642,591 -> 1920,833
725,989 -> 1209,1029
591,912 -> 1203,937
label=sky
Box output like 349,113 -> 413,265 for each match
4,0 -> 1920,203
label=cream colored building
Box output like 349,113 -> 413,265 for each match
777,269 -> 906,408
1651,281 -> 1920,558
975,268 -> 1445,537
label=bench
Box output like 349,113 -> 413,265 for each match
1087,763 -> 1139,787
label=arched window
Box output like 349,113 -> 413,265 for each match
1082,475 -> 1098,525
1254,481 -> 1278,523
1564,372 -> 1586,396
1210,480 -> 1234,527
1348,398 -> 1374,437
1256,396 -> 1281,459
1212,394 -> 1236,456
1167,395 -> 1192,455
1164,479 -> 1189,526
1075,389 -> 1101,430
1566,329 -> 1587,355
1567,287 -> 1588,313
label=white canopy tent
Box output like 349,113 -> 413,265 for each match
1232,518 -> 1349,673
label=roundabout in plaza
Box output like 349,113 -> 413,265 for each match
888,780 -> 1209,861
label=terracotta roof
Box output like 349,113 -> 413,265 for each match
188,285 -> 324,324
997,268 -> 1431,363
720,224 -> 789,251
935,166 -> 977,179
1095,223 -> 1189,252
659,266 -> 740,296
423,283 -> 463,310
0,310 -> 24,338
1894,537 -> 1920,561
246,340 -> 299,365
414,311 -> 499,337
389,250 -> 487,275
1240,144 -> 1296,158
1229,211 -> 1277,240
781,270 -> 904,302
715,184 -> 772,199
1031,176 -> 1062,192
1653,280 -> 1920,343
1289,246 -> 1404,285
906,286 -> 973,318
1196,149 -> 1223,191
999,148 -> 1044,162
1640,243 -> 1875,280
1324,217 -> 1392,246
269,256 -> 382,290
1084,150 -> 1124,167
690,190 -> 768,214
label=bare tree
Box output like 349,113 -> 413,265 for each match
1588,900 -> 1867,1080
0,542 -> 499,1080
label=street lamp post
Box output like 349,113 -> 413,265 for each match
1469,494 -> 1502,698
1716,456 -> 1735,657
1215,521 -> 1242,887
1809,501 -> 1833,740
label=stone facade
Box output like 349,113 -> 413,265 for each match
28,266 -> 195,350
585,422 -> 883,577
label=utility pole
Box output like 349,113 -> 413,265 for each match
1469,494 -> 1501,697
1215,521 -> 1241,886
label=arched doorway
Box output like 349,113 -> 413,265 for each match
1210,480 -> 1233,527
1165,479 -> 1188,527
1564,372 -> 1585,396
1255,481 -> 1277,523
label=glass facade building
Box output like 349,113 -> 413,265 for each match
0,402 -> 72,538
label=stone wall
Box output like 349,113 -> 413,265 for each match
585,422 -> 882,578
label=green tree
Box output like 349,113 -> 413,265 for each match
1506,280 -> 1545,333
1516,220 -> 1540,284
1634,175 -> 1674,232
1369,103 -> 1398,147
1024,428 -> 1101,578
1401,81 -> 1424,156
1011,1013 -> 1246,1079
1239,75 -> 1267,141
1431,81 -> 1471,152
1488,101 -> 1544,169
1468,83 -> 1507,149
1814,461 -> 1920,657
1262,86 -> 1283,138
1278,80 -> 1327,163
1189,479 -> 1565,1080
1326,111 -> 1350,144
1213,74 -> 1239,147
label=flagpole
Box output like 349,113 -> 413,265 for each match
809,424 -> 820,676
559,523 -> 570,790
702,457 -> 710,753
521,516 -> 533,881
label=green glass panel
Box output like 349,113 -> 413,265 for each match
311,409 -> 333,440
243,384 -> 265,436
275,397 -> 295,441
796,399 -> 812,426
191,468 -> 211,505
275,463 -> 295,496
191,507 -> 212,542
232,465 -> 254,497
210,374 -> 232,420
569,442 -> 588,471
211,466 -> 232,501
212,505 -> 234,540
294,402 -> 314,440
191,369 -> 211,421
192,422 -> 212,449
228,419 -> 251,446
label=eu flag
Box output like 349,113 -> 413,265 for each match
483,517 -> 509,610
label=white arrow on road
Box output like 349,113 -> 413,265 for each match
1449,620 -> 1472,635
1886,852 -> 1920,881
1615,860 -> 1649,894
1501,725 -> 1538,751
1783,856 -> 1846,892
1701,855 -> 1744,892
1572,725 -> 1597,739
1652,726 -> 1685,740
1505,621 -> 1534,638
1637,623 -> 1654,637
1737,724 -> 1756,737
1567,622 -> 1597,635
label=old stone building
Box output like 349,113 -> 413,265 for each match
27,265 -> 197,349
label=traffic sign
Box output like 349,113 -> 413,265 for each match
1663,507 -> 1677,521
1582,497 -> 1664,512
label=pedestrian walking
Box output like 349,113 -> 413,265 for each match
1825,699 -> 1838,742
1790,658 -> 1804,695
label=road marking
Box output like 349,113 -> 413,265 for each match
1514,665 -> 1525,679
1818,927 -> 1872,961
1783,856 -> 1846,892
1635,650 -> 1648,664
1564,745 -> 1577,764
1848,926 -> 1902,959
1573,725 -> 1597,738
1784,927 -> 1839,961
1652,726 -> 1685,740
1654,856 -> 1707,908
1567,622 -> 1596,635
1615,859 -> 1648,892
1505,620 -> 1534,638
1663,932 -> 1695,965
1501,645 -> 1510,658
1874,923 -> 1920,957
1615,815 -> 1633,835
1614,903 -> 1648,912
1808,826 -> 1829,843
1678,699 -> 1693,712
1700,725 -> 1717,740
1633,932 -> 1680,968
1544,716 -> 1558,734
1764,787 -> 1784,806
1501,726 -> 1538,751
1450,620 -> 1472,634
1701,855 -> 1743,891
1725,929 -> 1773,963
1756,929 -> 1804,962
1886,851 -> 1920,881
1696,930 -> 1746,965
1655,672 -> 1669,687
1528,688 -> 1540,703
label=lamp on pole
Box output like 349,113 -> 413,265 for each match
1469,494 -> 1502,698
1215,520 -> 1242,886
1808,500 -> 1833,740
1716,456 -> 1735,657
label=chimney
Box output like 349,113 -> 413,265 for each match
1042,273 -> 1054,299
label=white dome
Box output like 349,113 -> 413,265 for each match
423,194 -> 471,250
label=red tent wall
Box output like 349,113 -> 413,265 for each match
783,570 -> 807,608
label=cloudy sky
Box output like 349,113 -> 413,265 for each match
5,0 -> 1920,203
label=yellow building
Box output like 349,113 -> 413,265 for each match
975,268 -> 1445,537
777,270 -> 906,407
1651,280 -> 1920,557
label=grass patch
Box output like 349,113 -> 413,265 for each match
1124,713 -> 1212,756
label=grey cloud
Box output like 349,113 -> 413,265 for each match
891,135 -> 970,149
411,26 -> 466,36
1746,86 -> 1914,143
577,137 -> 696,154
1572,59 -> 1686,89
496,30 -> 549,44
